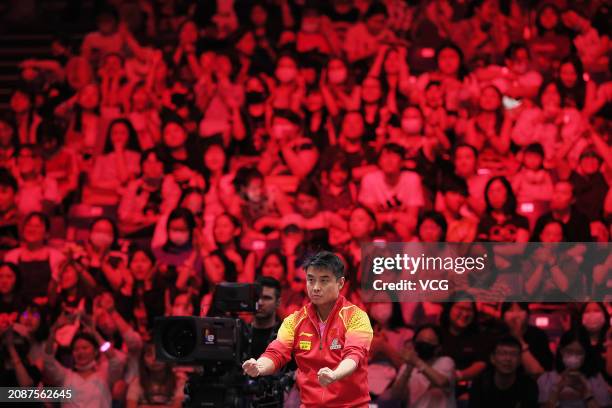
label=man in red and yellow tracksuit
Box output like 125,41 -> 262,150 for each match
243,251 -> 373,408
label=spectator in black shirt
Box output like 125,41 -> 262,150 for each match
569,148 -> 609,222
250,276 -> 282,359
477,176 -> 530,242
500,302 -> 554,377
439,292 -> 490,401
469,336 -> 539,408
533,181 -> 592,242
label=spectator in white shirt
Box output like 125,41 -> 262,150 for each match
359,142 -> 424,239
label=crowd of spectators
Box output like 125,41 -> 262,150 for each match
0,0 -> 611,407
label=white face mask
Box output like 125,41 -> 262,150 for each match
168,230 -> 190,246
401,118 -> 422,134
90,232 -> 113,248
370,303 -> 392,326
562,353 -> 584,370
582,312 -> 605,332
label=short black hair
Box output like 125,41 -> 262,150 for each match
0,168 -> 17,191
381,142 -> 405,158
439,174 -> 468,196
524,143 -> 545,158
364,2 -> 388,19
555,327 -> 599,377
257,275 -> 282,300
500,301 -> 529,318
494,335 -> 522,353
302,251 -> 345,279
296,179 -> 319,199
504,42 -> 529,60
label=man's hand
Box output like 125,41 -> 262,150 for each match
242,358 -> 262,377
317,367 -> 337,387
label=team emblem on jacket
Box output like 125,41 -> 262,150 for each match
329,338 -> 342,350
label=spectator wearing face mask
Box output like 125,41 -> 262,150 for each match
152,208 -> 203,294
231,75 -> 270,157
500,302 -> 554,377
538,327 -> 610,408
269,54 -> 305,113
389,324 -> 456,408
468,336 -> 538,408
577,302 -> 611,381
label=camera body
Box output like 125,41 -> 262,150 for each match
154,316 -> 249,366
153,282 -> 293,407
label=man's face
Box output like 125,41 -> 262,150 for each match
306,267 -> 344,306
256,286 -> 279,319
379,150 -> 402,175
296,193 -> 319,218
444,191 -> 466,214
491,344 -> 521,375
550,182 -> 573,211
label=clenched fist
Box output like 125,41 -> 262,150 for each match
242,358 -> 262,377
317,367 -> 337,387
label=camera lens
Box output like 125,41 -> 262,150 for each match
161,320 -> 196,358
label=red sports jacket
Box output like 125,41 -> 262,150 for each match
261,295 -> 373,408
